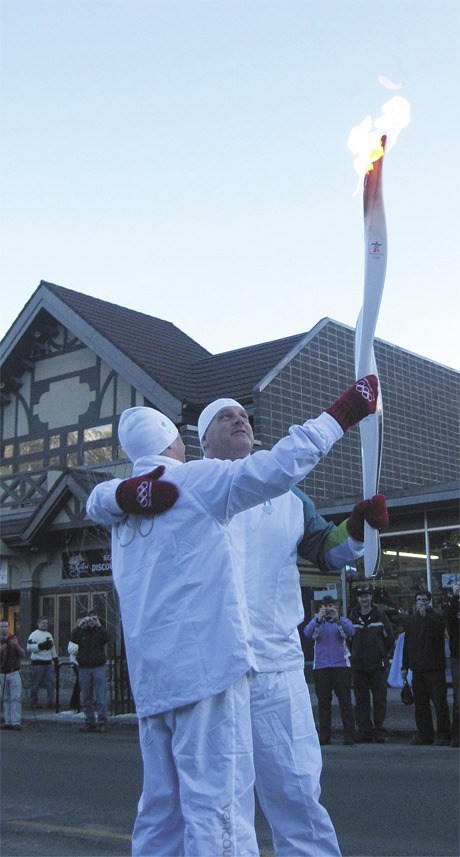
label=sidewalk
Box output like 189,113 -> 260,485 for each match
18,683 -> 442,741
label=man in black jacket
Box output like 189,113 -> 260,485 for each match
444,581 -> 459,747
70,611 -> 109,733
349,585 -> 394,743
402,591 -> 451,746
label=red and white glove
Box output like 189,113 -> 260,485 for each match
115,466 -> 179,516
326,375 -> 378,432
346,494 -> 389,542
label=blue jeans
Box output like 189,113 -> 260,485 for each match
30,663 -> 55,706
78,666 -> 108,724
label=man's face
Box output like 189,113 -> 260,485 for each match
358,593 -> 372,610
324,601 -> 338,618
416,595 -> 430,611
38,619 -> 48,631
452,581 -> 460,597
202,406 -> 254,461
0,622 -> 10,639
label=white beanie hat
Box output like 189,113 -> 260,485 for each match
118,407 -> 179,463
197,398 -> 244,444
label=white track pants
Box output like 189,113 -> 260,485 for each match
132,674 -> 259,857
250,669 -> 341,857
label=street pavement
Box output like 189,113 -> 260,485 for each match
1,685 -> 458,857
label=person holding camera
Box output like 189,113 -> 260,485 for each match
27,617 -> 59,710
304,596 -> 356,745
402,590 -> 451,746
70,611 -> 109,733
1,619 -> 25,730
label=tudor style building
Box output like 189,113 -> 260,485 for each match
1,281 -> 459,657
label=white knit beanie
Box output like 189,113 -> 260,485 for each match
118,407 -> 179,463
197,398 -> 244,444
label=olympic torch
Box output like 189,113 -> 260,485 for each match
348,96 -> 410,578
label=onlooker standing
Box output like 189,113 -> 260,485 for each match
402,590 -> 451,746
444,580 -> 459,747
0,620 -> 25,730
349,584 -> 394,743
70,610 -> 109,732
304,596 -> 356,745
27,617 -> 58,710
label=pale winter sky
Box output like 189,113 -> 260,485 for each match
1,0 -> 459,370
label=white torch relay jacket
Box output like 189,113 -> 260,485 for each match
228,491 -> 364,673
86,412 -> 342,717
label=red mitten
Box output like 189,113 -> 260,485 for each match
326,375 -> 378,432
346,494 -> 389,541
115,466 -> 179,516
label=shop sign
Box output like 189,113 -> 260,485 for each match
63,550 -> 112,579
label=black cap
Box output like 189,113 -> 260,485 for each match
356,584 -> 373,595
322,595 -> 336,605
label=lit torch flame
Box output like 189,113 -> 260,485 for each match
348,96 -> 411,189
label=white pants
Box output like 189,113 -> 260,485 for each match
132,674 -> 259,857
250,669 -> 341,857
1,671 -> 22,726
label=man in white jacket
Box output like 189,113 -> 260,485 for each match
86,376 -> 378,857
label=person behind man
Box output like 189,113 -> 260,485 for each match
444,580 -> 459,747
27,617 -> 59,710
402,590 -> 451,746
0,620 -> 25,730
348,584 -> 394,743
70,610 -> 109,733
304,595 -> 356,746
86,376 -> 379,857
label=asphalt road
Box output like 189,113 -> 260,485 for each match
1,720 -> 458,857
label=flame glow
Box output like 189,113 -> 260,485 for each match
348,96 -> 411,179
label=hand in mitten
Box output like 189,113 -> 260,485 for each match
346,494 -> 389,542
326,375 -> 378,432
115,465 -> 179,516
38,638 -> 53,651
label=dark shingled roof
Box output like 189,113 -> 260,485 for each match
41,282 -> 211,401
33,282 -> 312,409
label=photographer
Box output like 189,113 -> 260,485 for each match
27,617 -> 59,710
70,611 -> 109,733
1,619 -> 25,730
304,596 -> 356,745
402,590 -> 451,746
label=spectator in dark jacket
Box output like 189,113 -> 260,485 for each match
349,584 -> 394,743
444,580 -> 459,747
402,590 -> 451,746
70,610 -> 109,733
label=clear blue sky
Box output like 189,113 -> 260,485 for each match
1,0 -> 459,370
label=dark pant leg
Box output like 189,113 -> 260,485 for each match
412,671 -> 434,742
425,670 -> 451,740
314,669 -> 333,742
332,668 -> 355,739
451,657 -> 459,742
369,667 -> 388,735
352,669 -> 373,737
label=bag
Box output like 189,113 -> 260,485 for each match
401,680 -> 414,706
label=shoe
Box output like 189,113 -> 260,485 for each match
97,722 -> 108,733
435,736 -> 451,746
356,733 -> 373,743
79,722 -> 97,733
1,724 -> 13,730
11,724 -> 22,731
451,738 -> 459,748
411,735 -> 433,745
374,734 -> 387,744
343,738 -> 355,745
